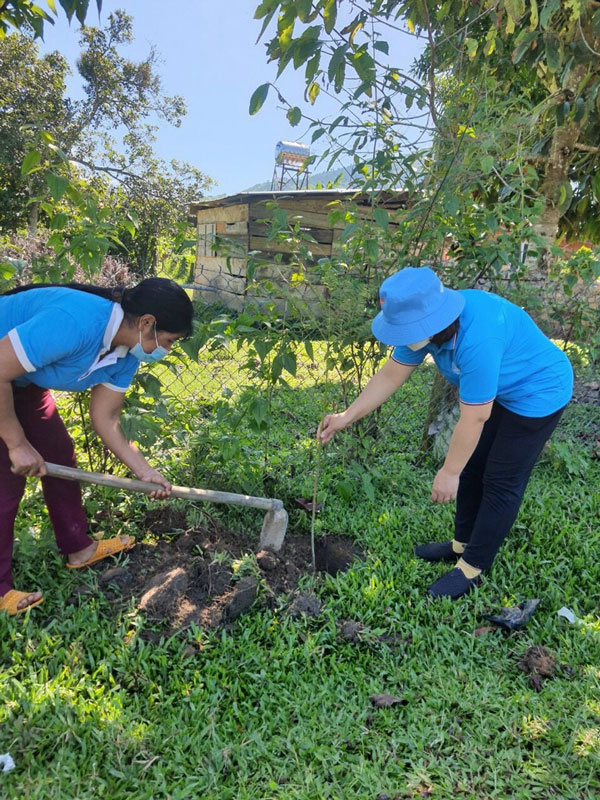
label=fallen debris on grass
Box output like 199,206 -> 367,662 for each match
369,693 -> 407,709
482,598 -> 540,630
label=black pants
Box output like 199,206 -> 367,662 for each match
455,401 -> 565,571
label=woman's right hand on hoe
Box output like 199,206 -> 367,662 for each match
9,441 -> 47,477
317,412 -> 349,444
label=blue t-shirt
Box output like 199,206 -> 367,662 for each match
392,289 -> 573,417
1,287 -> 139,392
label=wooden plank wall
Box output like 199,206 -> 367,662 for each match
194,204 -> 249,310
193,196 -> 403,312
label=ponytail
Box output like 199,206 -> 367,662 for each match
3,278 -> 193,337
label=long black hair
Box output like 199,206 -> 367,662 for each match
3,278 -> 194,337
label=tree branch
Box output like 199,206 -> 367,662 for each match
574,142 -> 600,154
421,0 -> 440,131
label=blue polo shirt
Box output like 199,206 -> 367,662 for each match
392,289 -> 573,417
1,287 -> 139,392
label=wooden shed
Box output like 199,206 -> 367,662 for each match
188,190 -> 408,310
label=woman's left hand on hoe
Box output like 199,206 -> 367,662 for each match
431,468 -> 459,504
137,468 -> 172,499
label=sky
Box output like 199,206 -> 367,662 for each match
37,1 -> 426,197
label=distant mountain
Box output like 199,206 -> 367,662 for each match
244,165 -> 354,193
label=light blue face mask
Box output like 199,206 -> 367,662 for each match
130,324 -> 168,363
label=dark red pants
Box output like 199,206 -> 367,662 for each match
0,384 -> 92,596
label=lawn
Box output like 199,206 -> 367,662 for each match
1,354 -> 600,800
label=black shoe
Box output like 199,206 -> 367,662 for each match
414,540 -> 458,563
427,567 -> 482,600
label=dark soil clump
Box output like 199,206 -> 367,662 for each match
73,520 -> 363,635
518,645 -> 556,691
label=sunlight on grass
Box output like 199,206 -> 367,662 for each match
3,345 -> 600,799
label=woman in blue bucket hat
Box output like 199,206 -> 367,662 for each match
318,267 -> 573,600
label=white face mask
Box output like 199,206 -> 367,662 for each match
407,338 -> 430,351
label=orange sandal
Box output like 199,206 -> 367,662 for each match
0,589 -> 44,615
66,535 -> 135,569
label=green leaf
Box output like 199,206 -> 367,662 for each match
484,213 -> 498,231
292,25 -> 321,69
373,208 -> 388,230
304,339 -> 314,361
75,0 -> 90,24
573,96 -> 585,123
444,195 -> 459,217
352,48 -> 375,84
45,173 -> 69,201
121,219 -> 136,238
254,0 -> 278,19
287,106 -> 302,126
333,58 -> 346,93
480,155 -> 494,174
529,0 -> 539,28
505,0 -> 525,25
328,44 -> 347,83
558,181 -> 573,213
373,40 -> 389,55
47,232 -> 64,249
512,31 -> 537,64
49,212 -> 68,230
0,262 -> 17,280
540,0 -> 560,29
305,51 -> 321,82
180,338 -> 199,361
58,0 -> 77,22
250,396 -> 268,426
361,471 -> 375,502
295,0 -> 312,22
47,143 -> 69,162
323,0 -> 337,34
255,7 -> 278,43
364,237 -> 378,262
249,83 -> 270,115
281,350 -> 297,377
483,28 -> 497,56
465,37 -> 478,59
65,183 -> 83,205
341,222 -> 359,241
545,34 -> 561,73
255,338 -> 275,361
593,9 -> 600,38
21,150 -> 41,176
272,207 -> 288,228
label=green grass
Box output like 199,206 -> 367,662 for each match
2,359 -> 600,799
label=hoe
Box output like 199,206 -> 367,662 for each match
44,462 -> 288,552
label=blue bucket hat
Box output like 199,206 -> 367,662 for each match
371,267 -> 465,346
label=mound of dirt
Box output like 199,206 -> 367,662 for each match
518,645 -> 556,691
68,521 -> 363,635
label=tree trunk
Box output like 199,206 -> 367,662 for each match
420,371 -> 459,462
27,201 -> 39,237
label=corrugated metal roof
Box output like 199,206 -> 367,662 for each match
189,189 -> 409,213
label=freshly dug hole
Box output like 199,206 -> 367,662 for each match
69,518 -> 363,635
